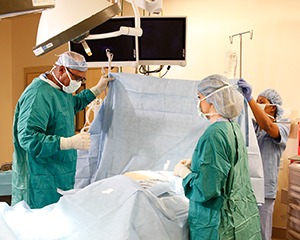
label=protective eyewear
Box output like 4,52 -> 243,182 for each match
66,68 -> 87,83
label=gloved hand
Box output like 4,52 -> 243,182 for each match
174,162 -> 191,178
90,74 -> 115,96
60,133 -> 91,150
180,159 -> 192,168
237,78 -> 253,102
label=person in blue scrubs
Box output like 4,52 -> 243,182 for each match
12,51 -> 114,209
238,79 -> 289,240
174,74 -> 261,240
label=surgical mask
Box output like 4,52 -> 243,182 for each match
51,68 -> 81,93
258,104 -> 267,111
267,114 -> 275,120
197,84 -> 233,119
257,104 -> 275,120
197,98 -> 218,120
197,99 -> 207,119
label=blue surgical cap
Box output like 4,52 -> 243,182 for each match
197,74 -> 244,118
258,89 -> 284,118
55,51 -> 88,71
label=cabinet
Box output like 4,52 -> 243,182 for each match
287,162 -> 300,239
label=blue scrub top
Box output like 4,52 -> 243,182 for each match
252,119 -> 289,199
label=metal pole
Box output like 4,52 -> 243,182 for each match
229,30 -> 253,79
228,30 -> 253,147
239,34 -> 243,78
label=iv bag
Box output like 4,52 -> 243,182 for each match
224,44 -> 238,79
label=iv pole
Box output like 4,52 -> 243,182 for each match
229,30 -> 253,147
229,30 -> 253,78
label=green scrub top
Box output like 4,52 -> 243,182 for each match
183,120 -> 261,240
12,76 -> 96,209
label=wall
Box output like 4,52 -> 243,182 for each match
10,14 -> 68,109
162,0 -> 300,114
0,13 -> 68,166
0,19 -> 13,164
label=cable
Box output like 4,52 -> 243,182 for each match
160,65 -> 171,78
138,65 -> 164,75
138,65 -> 171,77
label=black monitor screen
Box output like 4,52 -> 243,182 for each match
70,18 -> 136,62
69,16 -> 186,66
139,17 -> 186,61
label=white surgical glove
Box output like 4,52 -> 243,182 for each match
180,159 -> 192,168
60,133 -> 91,150
90,75 -> 115,96
174,162 -> 191,178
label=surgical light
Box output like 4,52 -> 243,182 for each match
0,0 -> 55,20
33,0 -> 163,57
33,0 -> 121,57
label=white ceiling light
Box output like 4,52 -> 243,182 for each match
0,0 -> 55,20
33,0 -> 121,57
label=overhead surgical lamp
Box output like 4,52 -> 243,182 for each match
33,0 -> 163,57
33,0 -> 121,57
0,0 -> 55,21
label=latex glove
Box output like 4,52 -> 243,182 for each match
237,78 -> 253,102
90,75 -> 115,96
60,133 -> 91,150
180,159 -> 192,168
174,162 -> 191,178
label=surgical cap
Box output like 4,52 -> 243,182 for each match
55,51 -> 88,71
258,89 -> 284,118
197,74 -> 244,118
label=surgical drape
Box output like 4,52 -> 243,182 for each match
75,73 -> 264,204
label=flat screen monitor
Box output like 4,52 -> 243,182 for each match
139,16 -> 186,67
69,16 -> 186,67
69,17 -> 137,68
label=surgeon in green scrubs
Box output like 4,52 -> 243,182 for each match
174,74 -> 261,240
12,51 -> 114,209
